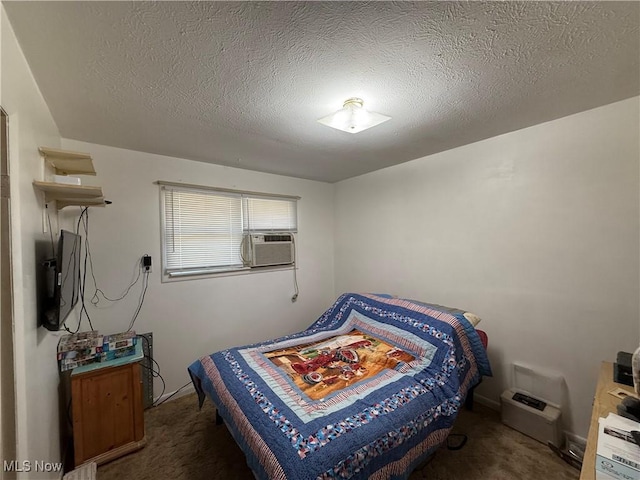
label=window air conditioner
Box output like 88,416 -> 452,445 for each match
242,234 -> 294,267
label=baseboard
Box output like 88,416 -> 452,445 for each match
474,393 -> 501,411
154,383 -> 195,405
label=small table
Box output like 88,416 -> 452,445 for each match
579,361 -> 635,480
71,342 -> 146,467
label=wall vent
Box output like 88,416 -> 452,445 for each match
139,332 -> 154,409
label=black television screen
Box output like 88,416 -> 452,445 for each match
58,230 -> 81,325
39,230 -> 81,331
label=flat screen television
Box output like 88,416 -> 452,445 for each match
38,229 -> 81,331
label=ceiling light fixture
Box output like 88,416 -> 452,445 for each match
317,98 -> 391,134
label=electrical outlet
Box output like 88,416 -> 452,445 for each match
142,255 -> 152,273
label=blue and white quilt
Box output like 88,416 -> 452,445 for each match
188,293 -> 492,480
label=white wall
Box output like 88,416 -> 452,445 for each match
60,139 -> 335,401
333,97 -> 640,437
1,5 -> 64,478
2,0 -> 637,460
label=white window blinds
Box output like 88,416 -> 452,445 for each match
243,196 -> 297,232
161,184 -> 298,277
163,188 -> 244,273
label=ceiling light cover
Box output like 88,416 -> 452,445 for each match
318,98 -> 391,134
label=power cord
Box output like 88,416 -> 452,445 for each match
63,207 -> 150,334
446,434 -> 468,450
139,335 -> 166,406
240,234 -> 249,265
127,269 -> 149,332
291,234 -> 299,303
140,361 -> 166,406
46,204 -> 55,257
78,207 -> 95,331
154,381 -> 192,407
89,254 -> 142,306
138,335 -> 191,408
78,206 -> 149,330
138,335 -> 190,408
63,207 -> 92,333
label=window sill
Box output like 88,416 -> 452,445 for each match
161,264 -> 295,283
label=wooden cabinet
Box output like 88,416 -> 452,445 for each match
70,350 -> 146,467
579,361 -> 635,479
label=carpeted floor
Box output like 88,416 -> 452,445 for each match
97,393 -> 580,480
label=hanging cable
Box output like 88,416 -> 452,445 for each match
154,381 -> 192,407
138,335 -> 166,406
127,269 -> 149,332
82,215 -> 142,306
61,208 -> 150,335
46,204 -> 55,257
291,233 -> 299,302
78,207 -> 95,331
62,207 -> 91,333
89,254 -> 142,306
139,361 -> 166,406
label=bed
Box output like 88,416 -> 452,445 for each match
188,293 -> 492,480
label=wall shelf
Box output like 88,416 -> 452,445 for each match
38,147 -> 96,176
32,181 -> 105,209
34,146 -> 105,210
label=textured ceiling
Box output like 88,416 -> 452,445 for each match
4,1 -> 639,183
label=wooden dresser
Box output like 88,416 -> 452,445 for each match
70,342 -> 146,467
580,361 -> 635,480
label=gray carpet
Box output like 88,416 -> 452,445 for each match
97,393 -> 580,480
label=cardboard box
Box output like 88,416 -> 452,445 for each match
596,413 -> 640,480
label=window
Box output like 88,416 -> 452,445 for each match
160,183 -> 298,278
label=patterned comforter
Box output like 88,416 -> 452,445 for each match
188,293 -> 492,480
